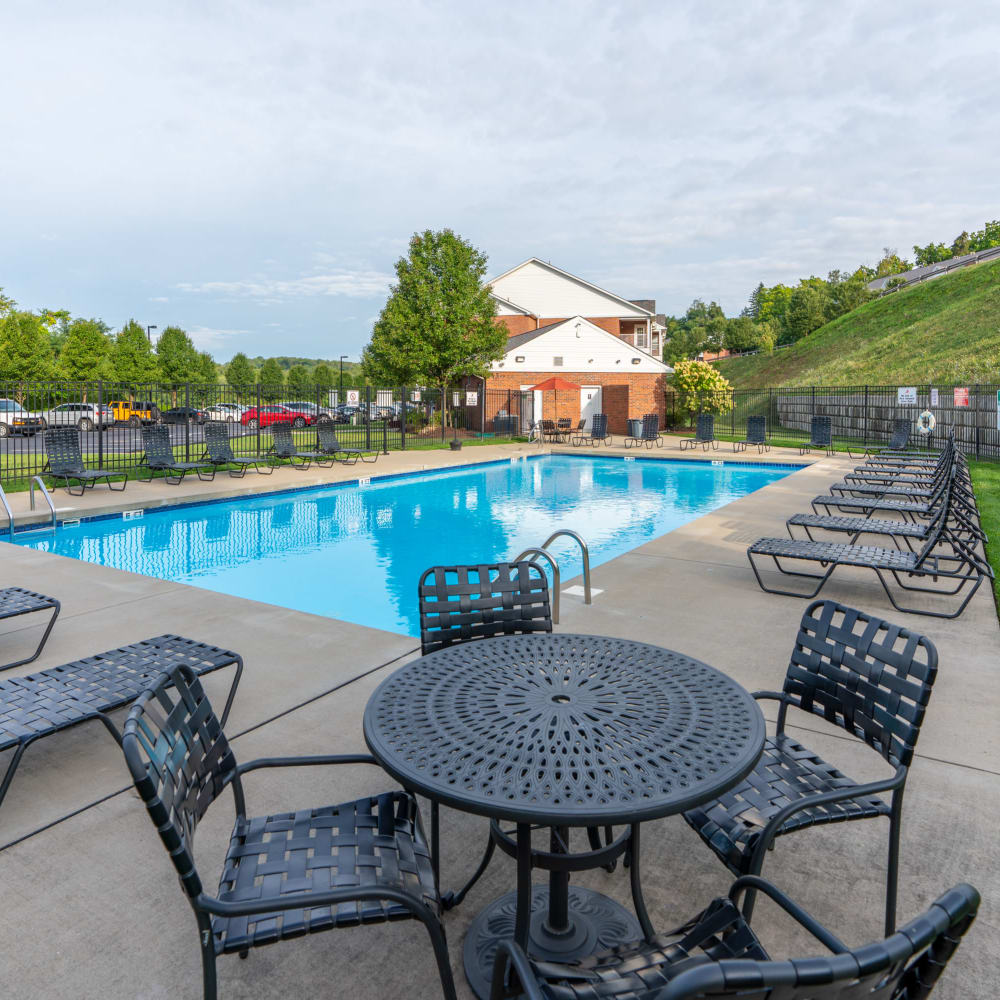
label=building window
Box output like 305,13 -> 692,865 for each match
553,356 -> 563,366
636,325 -> 648,349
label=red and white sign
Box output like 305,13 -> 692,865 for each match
954,387 -> 970,408
346,389 -> 360,406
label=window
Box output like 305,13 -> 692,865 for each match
636,325 -> 648,349
553,357 -> 564,366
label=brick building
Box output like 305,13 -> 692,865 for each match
481,260 -> 672,434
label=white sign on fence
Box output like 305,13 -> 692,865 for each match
346,389 -> 360,406
466,391 -> 478,407
897,386 -> 917,405
452,392 -> 460,406
411,390 -> 421,402
930,388 -> 939,407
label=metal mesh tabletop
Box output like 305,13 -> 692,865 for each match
364,634 -> 765,827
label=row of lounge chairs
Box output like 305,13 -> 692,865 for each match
41,422 -> 380,494
748,432 -> 992,618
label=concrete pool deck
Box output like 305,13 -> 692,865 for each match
0,444 -> 995,998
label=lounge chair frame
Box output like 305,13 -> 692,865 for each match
138,425 -> 215,484
200,421 -> 275,479
571,413 -> 611,447
679,413 -> 717,451
0,587 -> 60,672
316,421 -> 379,464
733,415 -> 769,454
268,423 -> 334,470
43,427 -> 127,496
627,413 -> 665,449
799,415 -> 834,457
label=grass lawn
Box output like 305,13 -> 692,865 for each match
969,460 -> 1000,609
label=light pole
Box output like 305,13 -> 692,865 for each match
146,324 -> 157,345
339,355 -> 348,400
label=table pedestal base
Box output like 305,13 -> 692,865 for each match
463,885 -> 642,999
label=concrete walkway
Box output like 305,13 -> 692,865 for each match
0,445 -> 994,998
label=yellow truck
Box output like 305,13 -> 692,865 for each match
109,399 -> 161,426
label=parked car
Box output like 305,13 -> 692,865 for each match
285,400 -> 338,422
240,404 -> 316,430
109,399 -> 161,425
0,398 -> 44,437
205,403 -> 246,422
34,402 -> 114,431
161,406 -> 208,425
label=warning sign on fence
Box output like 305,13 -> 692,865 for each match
452,392 -> 460,406
930,388 -> 939,407
466,391 -> 478,407
346,389 -> 360,406
897,386 -> 917,405
954,387 -> 970,408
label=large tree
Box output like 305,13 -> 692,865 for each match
59,318 -> 112,381
361,229 -> 506,412
156,325 -> 200,403
111,319 -> 159,385
0,311 -> 55,389
312,363 -> 335,394
225,352 -> 256,390
259,357 -> 285,401
286,364 -> 311,397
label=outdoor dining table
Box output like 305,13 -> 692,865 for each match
363,633 -> 766,998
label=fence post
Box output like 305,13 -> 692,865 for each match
863,385 -> 869,447
365,385 -> 372,451
480,384 -> 485,440
976,384 -> 981,459
97,379 -> 104,470
441,388 -> 446,443
382,400 -> 388,454
256,384 -> 262,456
184,382 -> 191,461
730,389 -> 735,438
400,387 -> 407,450
811,385 -> 815,417
767,387 -> 772,439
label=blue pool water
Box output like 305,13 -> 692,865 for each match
16,456 -> 792,636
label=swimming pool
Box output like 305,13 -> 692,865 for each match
15,455 -> 793,636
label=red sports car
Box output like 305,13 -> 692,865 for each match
240,405 -> 316,430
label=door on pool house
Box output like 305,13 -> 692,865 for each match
580,385 -> 602,429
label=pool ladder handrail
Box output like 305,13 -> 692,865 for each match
0,482 -> 13,541
514,529 -> 592,625
29,477 -> 57,532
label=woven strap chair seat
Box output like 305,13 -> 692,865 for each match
811,493 -> 937,515
749,537 -> 919,571
519,897 -> 766,1000
0,635 -> 238,751
831,479 -> 939,499
684,733 -> 891,875
0,587 -> 58,622
786,514 -> 930,538
213,791 -> 439,954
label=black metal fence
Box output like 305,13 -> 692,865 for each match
666,383 -> 1000,460
0,381 -> 536,485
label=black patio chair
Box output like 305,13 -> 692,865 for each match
799,415 -> 834,456
733,415 -> 769,453
572,413 -> 611,446
679,413 -> 717,451
848,417 -> 913,460
490,876 -> 978,1000
269,423 -> 333,470
121,663 -> 457,1000
539,419 -> 563,443
627,412 -> 664,449
556,417 -> 573,440
0,587 -> 59,672
685,600 -> 937,935
43,427 -> 126,496
201,421 -> 274,479
138,425 -> 215,484
316,421 -> 378,464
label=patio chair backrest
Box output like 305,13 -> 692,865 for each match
418,560 -> 552,656
810,415 -> 832,446
557,417 -> 571,430
695,413 -> 714,442
270,422 -> 297,457
122,664 -> 237,899
641,413 -> 660,440
784,600 -> 937,768
541,419 -> 556,432
44,427 -> 85,475
316,421 -> 341,452
745,415 -> 766,444
660,882 -> 977,1000
889,417 -> 911,450
141,425 -> 175,465
591,413 -> 608,439
203,420 -> 236,461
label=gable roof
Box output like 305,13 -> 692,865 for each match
488,258 -> 654,317
491,293 -> 536,316
503,321 -> 566,351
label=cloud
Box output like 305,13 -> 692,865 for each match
175,269 -> 392,301
187,326 -> 249,353
149,296 -> 169,303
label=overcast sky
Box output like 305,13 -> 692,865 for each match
2,1 -> 998,361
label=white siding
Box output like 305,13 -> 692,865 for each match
494,318 -> 669,374
492,295 -> 532,316
490,260 -> 648,319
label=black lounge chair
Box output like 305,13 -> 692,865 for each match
539,419 -> 565,443
138,425 -> 215,484
43,427 -> 126,496
316,421 -> 378,464
0,587 -> 60,672
733,415 -> 769,453
748,488 -> 991,618
849,417 -> 913,460
0,635 -> 241,818
269,423 -> 333,470
572,413 -> 611,446
679,412 -> 717,451
121,663 -> 457,1000
684,600 -> 936,933
201,421 -> 274,479
799,415 -> 834,456
491,877 -> 978,1000
626,412 -> 664,449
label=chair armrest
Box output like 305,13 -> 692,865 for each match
234,753 -> 379,776
489,940 -> 547,1000
727,876 -> 848,953
196,883 -> 433,920
751,690 -> 789,703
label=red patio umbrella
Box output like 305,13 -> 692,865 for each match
530,376 -> 581,437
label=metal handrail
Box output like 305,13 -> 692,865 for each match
29,477 -> 57,531
513,546 -> 561,624
540,529 -> 592,605
0,482 -> 13,541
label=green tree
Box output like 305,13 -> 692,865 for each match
722,316 -> 763,353
156,326 -> 200,403
313,363 -> 335,394
286,364 -> 311,397
225,352 -> 256,391
361,229 -> 506,420
197,351 -> 217,384
111,319 -> 159,385
59,318 -> 112,382
969,220 -> 1000,251
913,241 -> 951,267
785,283 -> 828,341
825,268 -> 873,320
0,311 -> 55,391
0,287 -> 15,315
259,357 -> 285,401
670,359 -> 732,425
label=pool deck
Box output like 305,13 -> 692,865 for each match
0,441 -> 995,998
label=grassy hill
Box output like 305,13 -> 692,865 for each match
715,258 -> 1000,388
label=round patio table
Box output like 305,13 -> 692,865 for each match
363,633 -> 765,998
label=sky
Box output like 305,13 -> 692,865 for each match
2,1 -> 998,362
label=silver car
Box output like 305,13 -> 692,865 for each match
0,398 -> 44,437
34,402 -> 114,431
